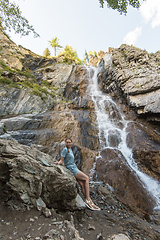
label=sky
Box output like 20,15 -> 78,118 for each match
6,0 -> 160,60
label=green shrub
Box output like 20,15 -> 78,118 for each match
49,93 -> 55,98
41,80 -> 51,87
21,81 -> 34,88
9,82 -> 21,89
0,61 -> 15,72
40,88 -> 49,95
0,77 -> 12,84
30,89 -> 45,100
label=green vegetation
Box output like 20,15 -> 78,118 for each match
83,50 -> 89,65
3,125 -> 8,132
0,57 -> 62,101
48,37 -> 62,56
41,80 -> 52,87
0,76 -> 11,84
0,60 -> 15,72
0,64 -> 60,101
29,89 -> 44,101
0,0 -> 141,40
43,48 -> 51,58
98,0 -> 141,14
59,99 -> 67,104
83,50 -> 98,65
0,0 -> 39,37
59,45 -> 82,65
0,60 -> 37,81
0,75 -> 57,100
121,50 -> 127,57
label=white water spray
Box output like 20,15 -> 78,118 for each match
87,61 -> 160,210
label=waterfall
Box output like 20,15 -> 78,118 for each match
87,61 -> 160,210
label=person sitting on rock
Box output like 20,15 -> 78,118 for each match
54,138 -> 101,211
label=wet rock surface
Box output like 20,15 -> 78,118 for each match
95,148 -> 155,217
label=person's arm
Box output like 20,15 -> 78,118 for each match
54,157 -> 64,165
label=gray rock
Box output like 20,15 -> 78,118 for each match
0,88 -> 54,117
107,234 -> 131,240
98,44 -> 160,122
0,139 -> 82,211
40,64 -> 74,87
0,122 -> 4,135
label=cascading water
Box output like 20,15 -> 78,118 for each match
87,59 -> 160,210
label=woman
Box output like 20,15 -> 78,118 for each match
55,138 -> 100,211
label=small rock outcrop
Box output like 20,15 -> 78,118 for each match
0,87 -> 54,116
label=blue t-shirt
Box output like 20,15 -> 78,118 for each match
61,147 -> 75,167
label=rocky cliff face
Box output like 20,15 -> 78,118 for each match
1,29 -> 160,225
98,44 -> 160,122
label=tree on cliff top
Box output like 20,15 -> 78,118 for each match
43,48 -> 51,58
48,37 -> 62,56
60,45 -> 82,65
0,0 -> 39,37
98,0 -> 141,14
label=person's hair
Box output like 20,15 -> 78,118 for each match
66,138 -> 72,153
66,138 -> 72,143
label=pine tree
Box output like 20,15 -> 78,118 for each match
43,48 -> 51,58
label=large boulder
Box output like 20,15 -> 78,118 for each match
0,139 -> 85,211
126,121 -> 160,181
95,148 -> 155,216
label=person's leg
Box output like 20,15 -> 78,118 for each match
75,171 -> 100,210
77,179 -> 86,197
75,171 -> 90,200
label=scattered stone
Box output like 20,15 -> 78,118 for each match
36,197 -> 46,211
43,229 -> 59,239
107,234 -> 131,240
42,208 -> 52,218
29,218 -> 34,222
97,232 -> 103,240
88,224 -> 95,230
64,220 -> 84,240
